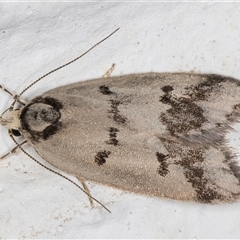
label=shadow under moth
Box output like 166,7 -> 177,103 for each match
1,29 -> 240,211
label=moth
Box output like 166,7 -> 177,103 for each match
1,29 -> 240,210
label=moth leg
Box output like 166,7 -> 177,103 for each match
77,177 -> 94,207
0,141 -> 27,159
103,63 -> 115,78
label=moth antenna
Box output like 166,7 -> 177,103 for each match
18,27 -> 120,97
9,131 -> 111,213
0,85 -> 17,98
0,85 -> 27,115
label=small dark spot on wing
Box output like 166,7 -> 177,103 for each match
95,150 -> 111,165
108,99 -> 127,124
161,85 -> 174,93
99,85 -> 113,95
156,152 -> 169,177
106,127 -> 119,146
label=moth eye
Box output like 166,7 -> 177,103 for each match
11,129 -> 21,137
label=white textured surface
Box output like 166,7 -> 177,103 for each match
1,2 -> 240,239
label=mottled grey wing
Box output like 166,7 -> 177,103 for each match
21,73 -> 240,203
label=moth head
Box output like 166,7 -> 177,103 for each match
0,109 -> 21,131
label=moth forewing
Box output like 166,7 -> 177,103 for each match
14,72 -> 240,204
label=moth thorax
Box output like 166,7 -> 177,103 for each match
22,103 -> 60,132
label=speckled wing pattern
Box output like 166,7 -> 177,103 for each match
20,73 -> 240,203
